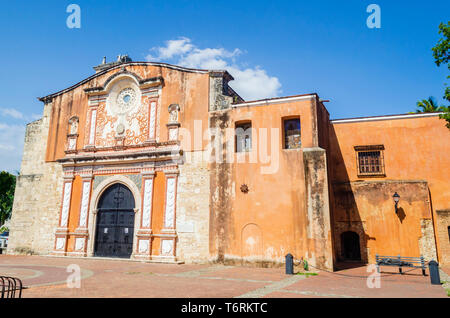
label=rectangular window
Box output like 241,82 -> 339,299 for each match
355,145 -> 385,177
283,118 -> 301,149
235,122 -> 252,152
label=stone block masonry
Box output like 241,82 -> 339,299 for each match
176,151 -> 211,263
7,102 -> 64,255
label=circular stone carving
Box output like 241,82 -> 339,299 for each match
116,88 -> 136,113
116,123 -> 125,135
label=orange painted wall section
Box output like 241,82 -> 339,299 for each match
66,175 -> 83,252
212,97 -> 325,263
330,116 -> 450,263
151,171 -> 166,256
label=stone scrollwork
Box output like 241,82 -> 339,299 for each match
79,181 -> 91,227
60,182 -> 72,227
149,102 -> 157,139
139,240 -> 149,253
56,237 -> 66,250
75,237 -> 85,251
164,178 -> 176,228
142,178 -> 153,228
161,240 -> 174,256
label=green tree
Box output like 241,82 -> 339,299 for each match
0,171 -> 16,226
431,21 -> 450,128
415,96 -> 446,113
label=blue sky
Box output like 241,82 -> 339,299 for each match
0,0 -> 448,172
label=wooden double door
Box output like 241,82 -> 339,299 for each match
94,183 -> 135,258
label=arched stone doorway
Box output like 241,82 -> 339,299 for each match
341,231 -> 361,261
94,183 -> 136,258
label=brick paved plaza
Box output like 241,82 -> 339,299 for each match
0,255 -> 448,298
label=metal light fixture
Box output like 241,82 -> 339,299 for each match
393,192 -> 400,213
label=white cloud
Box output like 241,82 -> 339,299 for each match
179,47 -> 241,70
146,37 -> 282,100
147,37 -> 194,60
0,108 -> 24,119
0,107 -> 39,172
0,123 -> 25,173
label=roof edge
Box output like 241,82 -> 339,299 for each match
38,61 -> 233,103
232,93 -> 318,108
331,112 -> 444,124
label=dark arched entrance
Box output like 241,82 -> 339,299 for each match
341,231 -> 361,261
94,183 -> 135,258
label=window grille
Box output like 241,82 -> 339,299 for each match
354,145 -> 385,177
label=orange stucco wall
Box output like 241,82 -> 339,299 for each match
209,97 -> 333,267
329,116 -> 450,264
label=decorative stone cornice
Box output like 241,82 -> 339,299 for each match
58,145 -> 182,166
84,74 -> 164,97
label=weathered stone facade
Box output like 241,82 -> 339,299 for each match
8,102 -> 63,255
176,151 -> 210,263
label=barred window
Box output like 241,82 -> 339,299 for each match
235,122 -> 252,152
283,118 -> 301,149
355,145 -> 385,177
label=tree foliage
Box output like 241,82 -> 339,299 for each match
415,96 -> 446,113
431,21 -> 450,128
0,171 -> 16,226
432,22 -> 450,71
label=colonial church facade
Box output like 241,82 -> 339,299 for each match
7,57 -> 450,270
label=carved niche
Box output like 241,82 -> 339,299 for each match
66,116 -> 79,153
167,104 -> 180,141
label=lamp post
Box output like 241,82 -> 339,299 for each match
393,192 -> 400,213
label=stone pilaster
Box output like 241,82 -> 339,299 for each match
303,147 -> 334,271
53,175 -> 74,255
135,171 -> 155,260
